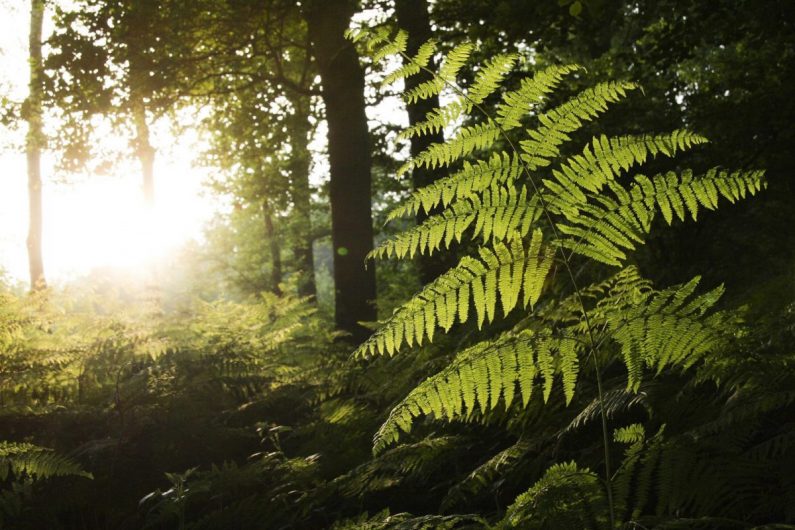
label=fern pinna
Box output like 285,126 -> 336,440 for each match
348,27 -> 765,528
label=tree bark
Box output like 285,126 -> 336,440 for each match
287,97 -> 317,298
26,0 -> 46,291
395,0 -> 450,284
263,200 -> 283,295
304,0 -> 376,342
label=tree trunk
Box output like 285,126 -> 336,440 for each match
287,97 -> 317,298
262,200 -> 283,296
131,91 -> 155,207
26,0 -> 46,291
304,0 -> 376,342
395,0 -> 450,285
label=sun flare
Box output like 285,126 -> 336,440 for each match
0,151 -> 213,283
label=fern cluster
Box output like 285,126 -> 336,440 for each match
349,27 -> 767,528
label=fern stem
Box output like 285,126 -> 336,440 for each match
401,50 -> 617,527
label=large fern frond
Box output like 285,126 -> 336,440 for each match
356,231 -> 555,358
372,330 -> 580,453
556,168 -> 766,266
371,186 -> 541,259
520,81 -> 638,170
387,152 -> 523,221
605,278 -> 730,391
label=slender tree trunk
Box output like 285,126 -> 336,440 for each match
305,0 -> 376,342
262,200 -> 283,295
26,0 -> 46,291
395,0 -> 450,285
131,91 -> 155,207
287,97 -> 317,298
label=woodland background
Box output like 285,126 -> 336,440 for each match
0,0 -> 794,529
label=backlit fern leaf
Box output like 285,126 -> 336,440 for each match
397,100 -> 470,141
496,64 -> 581,129
556,168 -> 767,266
607,278 -> 730,391
397,62 -> 576,144
382,39 -> 437,86
466,54 -> 518,105
403,42 -> 474,105
520,81 -> 638,170
352,31 -> 767,504
0,442 -> 91,481
371,186 -> 541,259
398,120 -> 502,177
554,131 -> 708,195
356,231 -> 554,358
387,152 -> 522,221
372,330 -> 580,453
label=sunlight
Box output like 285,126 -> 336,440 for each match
0,3 -> 214,284
40,156 -> 213,279
0,148 -> 214,283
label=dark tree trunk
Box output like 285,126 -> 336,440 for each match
263,200 -> 283,296
395,0 -> 451,285
287,98 -> 317,298
304,0 -> 376,342
26,0 -> 46,291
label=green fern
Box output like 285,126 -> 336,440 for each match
0,442 -> 91,481
373,330 -> 580,453
350,28 -> 766,524
498,461 -> 608,529
556,168 -> 766,266
357,230 -> 554,358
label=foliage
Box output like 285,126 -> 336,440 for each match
348,26 -> 781,528
0,2 -> 793,529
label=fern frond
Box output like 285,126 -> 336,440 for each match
372,330 -> 580,453
442,437 -> 533,510
356,231 -> 555,358
0,442 -> 91,481
332,436 -> 463,497
500,461 -> 607,529
466,54 -> 518,105
496,64 -> 581,129
397,100 -> 471,141
563,386 -> 650,435
607,278 -> 729,391
331,510 -> 485,530
520,81 -> 638,170
382,39 -> 437,86
554,130 -> 708,195
372,186 -> 541,259
372,30 -> 408,63
398,120 -> 501,177
403,42 -> 474,105
612,424 -> 665,521
398,62 -> 577,143
556,168 -> 767,266
387,152 -> 522,221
